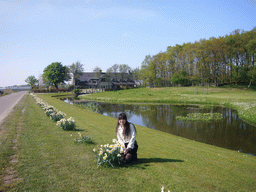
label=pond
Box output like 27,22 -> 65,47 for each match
63,98 -> 256,156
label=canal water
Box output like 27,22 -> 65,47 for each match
63,98 -> 256,156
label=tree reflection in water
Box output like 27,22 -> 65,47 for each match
64,99 -> 256,156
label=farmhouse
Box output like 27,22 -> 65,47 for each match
75,72 -> 136,89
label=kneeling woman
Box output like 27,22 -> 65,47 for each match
116,112 -> 138,163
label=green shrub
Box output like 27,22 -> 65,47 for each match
50,111 -> 66,121
74,132 -> 93,144
73,88 -> 81,94
45,109 -> 55,116
56,117 -> 76,130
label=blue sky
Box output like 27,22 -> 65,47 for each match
0,0 -> 255,87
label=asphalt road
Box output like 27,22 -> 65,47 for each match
0,91 -> 28,125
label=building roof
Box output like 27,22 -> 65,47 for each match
77,72 -> 105,82
76,72 -> 135,86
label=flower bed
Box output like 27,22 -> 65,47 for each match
45,109 -> 55,116
50,111 -> 66,121
93,139 -> 124,167
30,93 -> 76,130
56,117 -> 76,131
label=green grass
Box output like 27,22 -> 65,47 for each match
0,89 -> 256,191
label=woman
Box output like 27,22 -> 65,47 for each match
116,112 -> 138,162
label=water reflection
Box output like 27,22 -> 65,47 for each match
63,98 -> 256,156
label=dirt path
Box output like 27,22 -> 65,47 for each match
0,92 -> 28,125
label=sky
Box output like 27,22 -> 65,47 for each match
0,0 -> 255,87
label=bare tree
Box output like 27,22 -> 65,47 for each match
69,61 -> 84,85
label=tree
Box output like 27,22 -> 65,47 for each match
69,61 -> 84,85
38,73 -> 44,89
138,27 -> 256,87
119,64 -> 131,83
171,71 -> 188,86
25,75 -> 38,88
93,66 -> 102,79
140,55 -> 152,86
133,67 -> 141,84
43,62 -> 69,90
246,39 -> 256,67
108,64 -> 119,82
248,67 -> 256,87
147,61 -> 157,87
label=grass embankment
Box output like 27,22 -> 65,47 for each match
81,87 -> 256,126
0,89 -> 255,191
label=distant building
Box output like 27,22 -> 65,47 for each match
75,72 -> 136,89
4,86 -> 32,91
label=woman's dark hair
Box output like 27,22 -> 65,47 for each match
116,112 -> 135,136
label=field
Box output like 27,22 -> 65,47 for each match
0,87 -> 256,191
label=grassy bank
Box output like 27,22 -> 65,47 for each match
1,91 -> 255,191
80,87 -> 256,126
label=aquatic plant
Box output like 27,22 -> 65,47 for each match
176,112 -> 223,122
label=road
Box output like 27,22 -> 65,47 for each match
0,91 -> 28,124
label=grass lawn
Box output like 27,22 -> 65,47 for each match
0,87 -> 256,191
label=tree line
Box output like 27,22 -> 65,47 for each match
134,27 -> 256,87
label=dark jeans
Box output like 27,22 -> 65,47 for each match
121,142 -> 138,162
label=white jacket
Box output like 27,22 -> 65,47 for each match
117,123 -> 136,150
